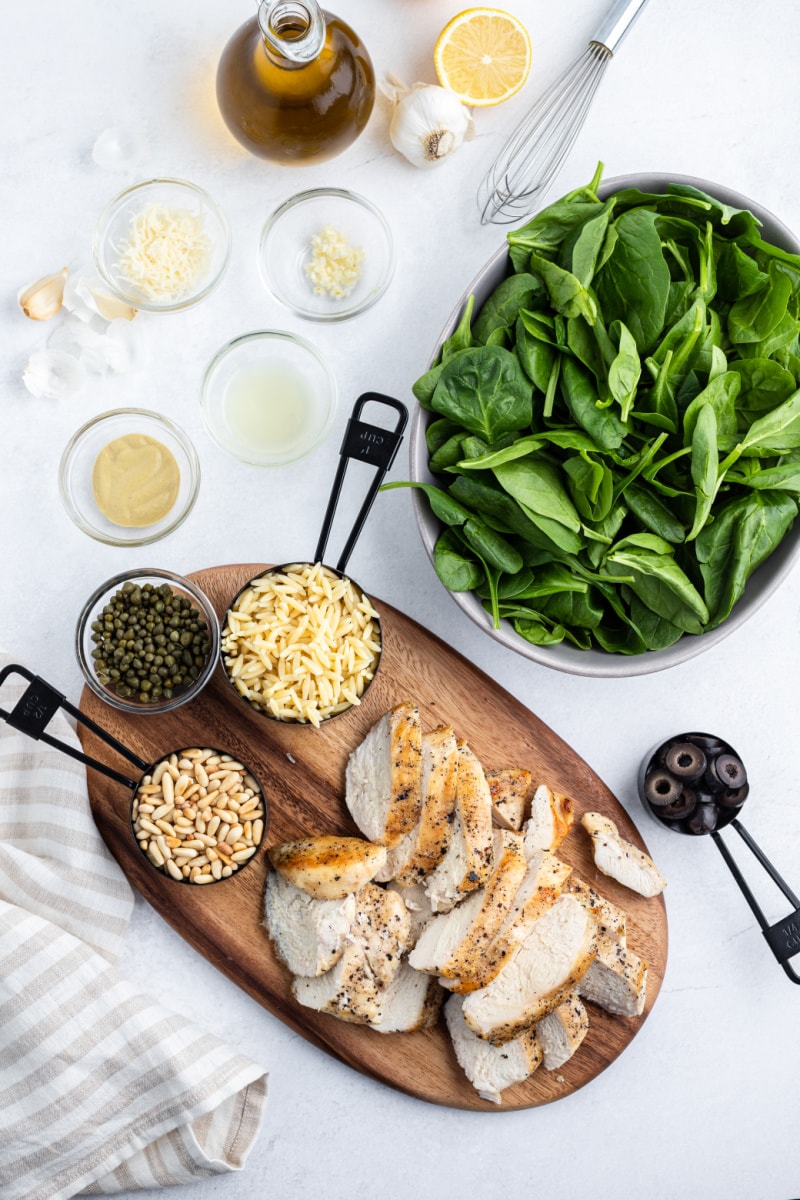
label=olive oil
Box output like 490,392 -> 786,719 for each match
216,0 -> 375,165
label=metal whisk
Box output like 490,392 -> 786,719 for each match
477,0 -> 651,225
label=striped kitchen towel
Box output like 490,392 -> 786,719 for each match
0,665 -> 267,1199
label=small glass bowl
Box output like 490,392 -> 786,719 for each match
76,568 -> 221,716
59,408 -> 200,546
200,330 -> 337,467
93,178 -> 232,312
258,188 -> 395,322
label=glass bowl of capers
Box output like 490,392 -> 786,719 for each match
76,568 -> 220,715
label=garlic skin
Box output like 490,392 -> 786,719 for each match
18,268 -> 68,321
22,350 -> 86,399
380,77 -> 473,168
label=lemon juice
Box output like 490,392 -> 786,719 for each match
224,360 -> 317,459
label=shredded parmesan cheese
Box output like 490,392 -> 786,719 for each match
221,562 -> 381,727
304,224 -> 365,299
115,203 -> 212,302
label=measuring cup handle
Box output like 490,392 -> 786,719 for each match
712,819 -> 800,985
315,392 -> 408,574
0,663 -> 147,789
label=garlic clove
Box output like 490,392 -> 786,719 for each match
18,268 -> 69,321
89,287 -> 137,322
22,349 -> 86,399
62,267 -> 136,323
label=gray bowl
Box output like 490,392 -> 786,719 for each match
410,173 -> 800,678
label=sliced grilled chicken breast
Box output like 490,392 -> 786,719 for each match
386,879 -> 435,949
345,701 -> 423,847
444,851 -> 572,993
487,768 -> 533,831
264,868 -> 356,977
581,812 -> 667,898
461,894 -> 596,1043
579,944 -> 648,1017
293,941 -> 382,1024
409,831 -> 526,979
424,741 -> 494,913
268,835 -> 387,899
522,785 -> 575,856
536,992 -> 590,1070
372,961 -> 444,1034
445,994 -> 542,1104
292,881 -> 411,1024
375,725 -> 459,884
351,881 -> 410,988
565,876 -> 628,944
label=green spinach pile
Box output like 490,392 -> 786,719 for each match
391,163 -> 800,654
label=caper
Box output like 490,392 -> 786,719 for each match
88,579 -> 211,705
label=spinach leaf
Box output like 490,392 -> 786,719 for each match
737,388 -> 800,456
563,452 -> 613,522
433,528 -> 484,591
696,491 -> 798,626
515,315 -> 556,391
431,346 -> 532,441
687,401 -> 719,540
560,357 -> 628,450
594,208 -> 671,352
473,275 -> 542,344
442,295 -> 476,360
728,358 -> 797,427
528,252 -> 598,323
605,533 -> 709,633
607,320 -> 641,421
493,457 -> 582,535
727,262 -> 793,344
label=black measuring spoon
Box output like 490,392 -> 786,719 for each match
0,663 -> 268,885
220,392 -> 407,725
639,731 -> 800,984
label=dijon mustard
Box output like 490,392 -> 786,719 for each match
92,432 -> 180,527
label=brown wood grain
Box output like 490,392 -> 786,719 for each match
80,563 -> 668,1111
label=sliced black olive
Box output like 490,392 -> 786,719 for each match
687,802 -> 719,835
683,732 -> 726,757
712,753 -> 747,790
661,787 -> 698,820
664,741 -> 707,782
643,770 -> 683,808
719,782 -> 750,809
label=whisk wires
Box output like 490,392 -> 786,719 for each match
478,42 -> 611,226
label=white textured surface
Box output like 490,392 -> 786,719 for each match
3,1 -> 800,1197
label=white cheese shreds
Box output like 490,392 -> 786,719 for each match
114,203 -> 212,302
221,562 -> 381,727
304,224 -> 365,299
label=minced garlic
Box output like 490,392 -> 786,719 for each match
115,203 -> 212,302
304,224 -> 365,299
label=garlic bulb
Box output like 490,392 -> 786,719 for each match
18,268 -> 68,321
380,76 -> 473,168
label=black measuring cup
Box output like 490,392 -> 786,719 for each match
0,663 -> 268,885
639,731 -> 800,984
220,392 -> 408,725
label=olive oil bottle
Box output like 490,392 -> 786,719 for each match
216,0 -> 375,165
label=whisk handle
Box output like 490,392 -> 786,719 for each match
592,0 -> 650,53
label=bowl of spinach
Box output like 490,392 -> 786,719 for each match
401,166 -> 800,677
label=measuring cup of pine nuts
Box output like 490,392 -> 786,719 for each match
0,664 -> 267,886
221,393 -> 407,728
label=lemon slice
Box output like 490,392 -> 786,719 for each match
434,8 -> 532,108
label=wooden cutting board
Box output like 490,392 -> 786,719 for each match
81,563 -> 667,1112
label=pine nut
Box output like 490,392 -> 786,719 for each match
132,748 -> 265,885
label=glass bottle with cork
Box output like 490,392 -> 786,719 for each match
216,0 -> 375,164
